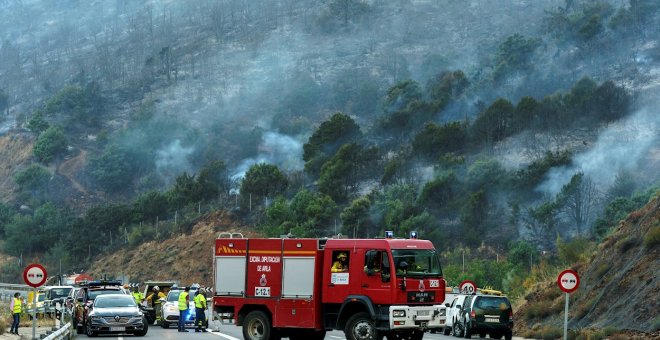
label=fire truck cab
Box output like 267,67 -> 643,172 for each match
213,234 -> 446,340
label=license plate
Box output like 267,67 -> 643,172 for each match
485,317 -> 499,323
417,310 -> 430,316
110,327 -> 125,332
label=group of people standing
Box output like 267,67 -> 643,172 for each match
175,286 -> 208,332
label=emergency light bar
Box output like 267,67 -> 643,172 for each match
410,231 -> 418,239
385,231 -> 394,238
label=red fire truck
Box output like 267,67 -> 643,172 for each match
213,233 -> 446,340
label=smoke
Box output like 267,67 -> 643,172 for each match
155,140 -> 195,184
231,132 -> 304,180
537,105 -> 659,196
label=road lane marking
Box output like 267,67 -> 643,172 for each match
329,336 -> 345,339
209,331 -> 242,340
118,337 -> 123,340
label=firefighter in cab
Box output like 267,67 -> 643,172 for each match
331,252 -> 349,272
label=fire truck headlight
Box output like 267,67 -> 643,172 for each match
392,310 -> 406,317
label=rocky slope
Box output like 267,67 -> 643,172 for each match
87,210 -> 258,286
514,192 -> 660,334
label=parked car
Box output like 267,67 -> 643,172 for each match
445,294 -> 468,336
72,280 -> 126,334
65,287 -> 81,315
454,294 -> 513,340
43,285 -> 74,315
160,288 -> 206,329
85,294 -> 148,337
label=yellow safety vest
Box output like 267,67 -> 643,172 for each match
132,292 -> 143,304
13,297 -> 22,313
194,294 -> 206,309
178,291 -> 189,310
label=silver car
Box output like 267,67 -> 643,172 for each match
85,294 -> 148,337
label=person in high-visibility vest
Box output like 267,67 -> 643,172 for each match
193,289 -> 207,332
131,286 -> 144,305
177,287 -> 190,333
9,292 -> 22,334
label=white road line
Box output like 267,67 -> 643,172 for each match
118,337 -> 123,340
329,336 -> 345,339
209,331 -> 242,340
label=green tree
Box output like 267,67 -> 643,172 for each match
493,34 -> 541,80
0,202 -> 16,237
134,191 -> 170,222
512,96 -> 539,132
318,143 -> 378,202
289,189 -> 337,236
88,144 -> 144,193
341,196 -> 372,236
167,172 -> 203,209
460,190 -> 489,246
240,163 -> 288,208
372,184 -> 419,232
507,241 -> 538,270
27,110 -> 50,133
303,112 -> 362,177
418,171 -> 459,214
197,160 -> 231,201
425,70 -> 469,110
14,164 -> 51,194
470,98 -> 514,146
33,126 -> 67,163
466,159 -> 507,191
2,214 -> 36,256
412,122 -> 466,159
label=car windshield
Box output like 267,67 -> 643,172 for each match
476,297 -> 511,310
94,295 -> 136,308
89,289 -> 123,300
392,249 -> 443,278
167,291 -> 181,302
49,288 -> 72,299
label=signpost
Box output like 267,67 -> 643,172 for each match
23,263 -> 47,340
458,279 -> 478,295
557,269 -> 580,340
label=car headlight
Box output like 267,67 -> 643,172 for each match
393,310 -> 406,317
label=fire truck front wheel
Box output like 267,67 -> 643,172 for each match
243,310 -> 275,340
345,312 -> 381,340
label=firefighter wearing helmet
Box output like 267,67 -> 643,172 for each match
147,285 -> 166,325
331,252 -> 349,272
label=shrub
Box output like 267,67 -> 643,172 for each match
0,316 -> 6,334
33,126 -> 68,163
617,237 -> 640,253
644,227 -> 660,249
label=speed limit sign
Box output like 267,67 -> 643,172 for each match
459,280 -> 478,294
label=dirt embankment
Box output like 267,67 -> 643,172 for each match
88,210 -> 259,286
514,194 -> 660,334
0,133 -> 35,203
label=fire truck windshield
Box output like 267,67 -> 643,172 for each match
392,249 -> 443,278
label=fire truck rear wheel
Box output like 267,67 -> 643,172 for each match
243,310 -> 273,340
345,312 -> 379,340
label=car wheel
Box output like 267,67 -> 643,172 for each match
453,318 -> 463,337
242,310 -> 272,340
161,321 -> 169,329
444,325 -> 451,335
504,331 -> 512,340
345,312 -> 379,340
463,319 -> 471,338
85,321 -> 97,337
479,332 -> 486,338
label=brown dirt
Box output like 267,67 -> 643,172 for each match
514,193 -> 660,335
87,210 -> 260,286
56,149 -> 88,194
0,133 -> 35,203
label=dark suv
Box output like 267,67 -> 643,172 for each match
455,294 -> 513,340
71,280 -> 127,334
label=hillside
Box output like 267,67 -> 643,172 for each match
514,193 -> 660,335
86,210 -> 258,286
0,134 -> 34,202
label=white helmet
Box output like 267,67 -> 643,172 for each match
153,286 -> 159,290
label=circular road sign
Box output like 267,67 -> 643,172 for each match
23,263 -> 48,288
459,280 -> 478,295
557,269 -> 580,293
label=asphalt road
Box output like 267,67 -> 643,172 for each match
88,325 -> 512,340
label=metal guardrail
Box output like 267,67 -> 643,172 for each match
42,322 -> 72,340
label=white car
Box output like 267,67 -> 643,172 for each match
160,289 -> 207,329
444,294 -> 468,335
